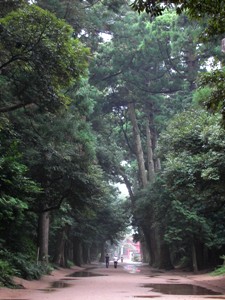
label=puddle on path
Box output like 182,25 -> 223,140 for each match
37,288 -> 55,292
134,296 -> 161,298
204,297 -> 225,299
67,271 -> 106,277
141,283 -> 222,295
123,264 -> 141,274
37,280 -> 71,293
51,281 -> 70,288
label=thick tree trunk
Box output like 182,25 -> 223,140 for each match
192,242 -> 198,273
38,211 -> 50,263
65,237 -> 73,266
128,102 -> 147,188
99,242 -> 106,262
73,237 -> 83,266
83,243 -> 91,264
186,40 -> 198,91
53,225 -> 69,267
140,237 -> 149,263
90,242 -> 100,262
142,226 -> 159,267
158,239 -> 173,270
128,103 -> 162,268
154,140 -> 161,171
146,116 -> 155,182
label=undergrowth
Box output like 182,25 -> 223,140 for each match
0,250 -> 54,287
211,255 -> 225,276
211,265 -> 225,276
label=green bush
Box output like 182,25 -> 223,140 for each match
211,255 -> 225,276
11,253 -> 52,280
0,250 -> 53,285
66,260 -> 74,268
211,265 -> 225,276
0,260 -> 17,287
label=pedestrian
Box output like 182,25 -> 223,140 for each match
114,255 -> 118,268
105,253 -> 109,268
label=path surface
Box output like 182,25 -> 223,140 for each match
1,262 -> 225,300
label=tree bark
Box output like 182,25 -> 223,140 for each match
38,211 -> 50,263
146,115 -> 155,182
90,242 -> 100,262
158,239 -> 173,270
128,102 -> 147,188
142,225 -> 159,266
73,237 -> 83,266
53,225 -> 69,267
99,242 -> 106,262
192,242 -> 198,273
83,243 -> 91,264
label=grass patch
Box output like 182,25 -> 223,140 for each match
211,265 -> 225,276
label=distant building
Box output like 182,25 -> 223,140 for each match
121,236 -> 142,262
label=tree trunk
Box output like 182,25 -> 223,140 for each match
192,242 -> 198,273
140,236 -> 149,263
186,39 -> 198,91
158,239 -> 173,270
142,225 -> 159,267
53,225 -> 69,267
146,115 -> 155,182
128,102 -> 147,188
83,243 -> 91,264
38,211 -> 50,263
65,237 -> 73,266
73,237 -> 83,266
90,242 -> 100,262
99,242 -> 106,262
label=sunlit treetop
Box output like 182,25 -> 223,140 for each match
130,0 -> 225,38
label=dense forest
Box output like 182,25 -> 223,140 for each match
1,0 -> 225,286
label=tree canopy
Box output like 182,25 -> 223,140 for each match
0,4 -> 89,113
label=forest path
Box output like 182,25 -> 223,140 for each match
1,262 -> 225,300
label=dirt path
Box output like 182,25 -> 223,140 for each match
1,262 -> 225,300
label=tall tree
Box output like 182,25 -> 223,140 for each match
130,0 -> 225,124
158,109 -> 225,270
89,8 -> 214,267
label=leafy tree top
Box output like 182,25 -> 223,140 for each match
130,0 -> 225,39
0,4 -> 90,113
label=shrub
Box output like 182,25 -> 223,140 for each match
0,260 -> 17,287
0,250 -> 53,285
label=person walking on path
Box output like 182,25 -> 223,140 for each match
105,253 -> 109,268
113,255 -> 118,268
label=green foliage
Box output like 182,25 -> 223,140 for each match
211,262 -> 225,276
0,4 -> 89,113
0,0 -> 26,17
130,0 -> 225,39
0,259 -> 16,287
197,68 -> 225,124
158,109 -> 225,255
12,253 -> 49,280
0,249 -> 52,284
211,266 -> 225,276
0,126 -> 41,254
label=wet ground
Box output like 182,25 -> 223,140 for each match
1,262 -> 225,300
